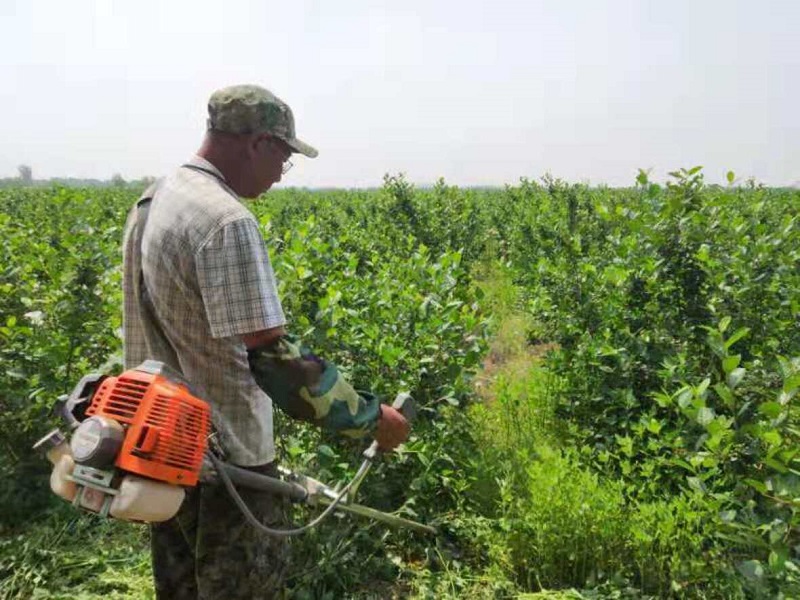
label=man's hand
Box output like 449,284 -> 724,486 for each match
374,405 -> 410,451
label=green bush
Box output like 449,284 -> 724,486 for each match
499,445 -> 631,590
2,170 -> 798,598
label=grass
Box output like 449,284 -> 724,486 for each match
0,508 -> 152,600
471,259 -> 563,454
460,262 -> 740,598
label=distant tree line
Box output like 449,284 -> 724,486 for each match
0,165 -> 156,189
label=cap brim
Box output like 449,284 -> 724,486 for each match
283,137 -> 318,158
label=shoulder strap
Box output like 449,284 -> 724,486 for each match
132,180 -> 180,366
181,162 -> 223,182
132,180 -> 160,301
180,163 -> 239,200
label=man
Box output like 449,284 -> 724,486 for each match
122,84 -> 409,599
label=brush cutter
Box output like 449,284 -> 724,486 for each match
33,360 -> 436,536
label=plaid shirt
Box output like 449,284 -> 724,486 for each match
122,156 -> 286,466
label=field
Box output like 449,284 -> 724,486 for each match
1,169 -> 799,598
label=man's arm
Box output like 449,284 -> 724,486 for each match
195,215 -> 407,449
242,328 -> 409,451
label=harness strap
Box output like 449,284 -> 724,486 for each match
132,181 -> 180,368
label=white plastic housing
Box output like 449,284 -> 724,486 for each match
109,475 -> 185,522
79,486 -> 107,512
50,454 -> 78,502
45,439 -> 72,466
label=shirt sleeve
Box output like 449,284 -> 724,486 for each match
248,336 -> 381,438
195,216 -> 286,339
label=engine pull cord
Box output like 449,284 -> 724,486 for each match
209,451 -> 371,537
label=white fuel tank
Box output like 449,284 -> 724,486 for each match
50,454 -> 78,502
109,475 -> 185,523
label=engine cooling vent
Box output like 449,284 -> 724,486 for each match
142,394 -> 208,471
86,375 -> 148,423
85,362 -> 211,487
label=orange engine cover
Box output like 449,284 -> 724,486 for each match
85,361 -> 211,486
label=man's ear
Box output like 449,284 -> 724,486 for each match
248,133 -> 268,156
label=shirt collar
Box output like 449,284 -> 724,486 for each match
184,155 -> 243,201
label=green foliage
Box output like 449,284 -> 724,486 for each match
264,211 -> 488,406
0,188 -> 127,526
498,445 -> 631,590
465,340 -> 742,597
0,509 -> 152,599
504,168 -> 800,596
1,169 -> 798,598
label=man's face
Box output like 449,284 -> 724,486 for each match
249,134 -> 292,196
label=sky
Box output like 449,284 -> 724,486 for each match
1,0 -> 798,188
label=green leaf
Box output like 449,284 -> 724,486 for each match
784,373 -> 800,394
686,476 -> 706,493
379,344 -> 402,367
720,509 -> 737,522
714,383 -> 735,408
724,327 -> 750,350
719,316 -> 731,333
762,457 -> 787,475
727,368 -> 746,389
676,387 -> 693,409
668,457 -> 694,472
652,392 -> 672,408
707,332 -> 726,358
603,265 -> 629,285
616,435 -> 634,457
722,355 -> 740,374
317,444 -> 335,458
769,549 -> 787,573
760,430 -> 782,447
706,416 -> 731,436
758,402 -> 783,419
646,418 -> 663,434
744,478 -> 768,494
696,407 -> 715,426
738,560 -> 764,581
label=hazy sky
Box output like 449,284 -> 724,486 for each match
1,0 -> 797,187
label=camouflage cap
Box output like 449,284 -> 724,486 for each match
207,84 -> 318,158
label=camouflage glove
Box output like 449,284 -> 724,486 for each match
248,336 -> 381,438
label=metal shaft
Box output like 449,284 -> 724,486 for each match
218,463 -> 308,502
210,392 -> 435,535
314,495 -> 437,535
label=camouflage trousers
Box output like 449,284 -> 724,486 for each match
150,462 -> 290,599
